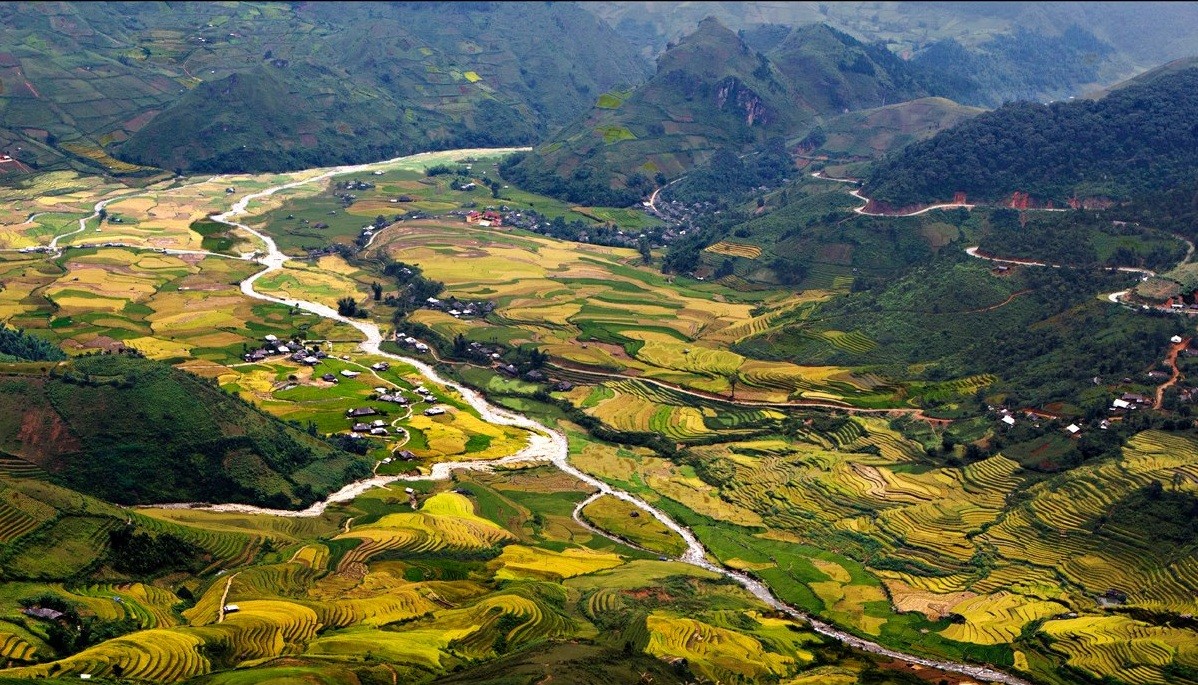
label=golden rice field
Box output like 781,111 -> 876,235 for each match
645,613 -> 797,682
704,240 -> 763,259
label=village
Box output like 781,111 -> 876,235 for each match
993,333 -> 1198,437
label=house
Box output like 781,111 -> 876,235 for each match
524,369 -> 547,382
264,334 -> 278,343
1001,415 -> 1016,426
371,419 -> 386,428
23,607 -> 64,621
1065,424 -> 1081,435
1172,335 -> 1184,344
1122,393 -> 1150,404
341,370 -> 360,378
1147,370 -> 1170,381
498,364 -> 518,376
223,604 -> 240,613
465,210 -> 502,226
423,407 -> 446,416
370,427 -> 388,436
395,450 -> 416,461
371,362 -> 390,371
552,381 -> 574,392
347,407 -> 378,417
352,423 -> 370,432
322,373 -> 338,382
1111,399 -> 1132,410
302,356 -> 320,365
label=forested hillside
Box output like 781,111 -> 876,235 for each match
0,355 -> 370,508
0,2 -> 649,175
864,67 -> 1198,206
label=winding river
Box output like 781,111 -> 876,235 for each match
148,150 -> 1030,685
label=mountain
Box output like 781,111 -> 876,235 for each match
0,2 -> 650,175
501,17 -> 803,206
504,18 -> 939,206
863,66 -> 1198,207
585,2 -> 1198,99
0,354 -> 371,509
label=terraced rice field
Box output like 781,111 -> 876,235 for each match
705,241 -> 763,259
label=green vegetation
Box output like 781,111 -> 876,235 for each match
0,327 -> 64,362
0,2 -> 650,175
0,354 -> 370,508
866,67 -> 1198,205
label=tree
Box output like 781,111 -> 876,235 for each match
728,373 -> 738,400
336,297 -> 359,317
638,237 -> 652,265
370,282 -> 382,301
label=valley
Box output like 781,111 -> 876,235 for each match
0,140 -> 1193,684
2,4 -> 1198,685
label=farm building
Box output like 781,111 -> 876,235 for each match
424,407 -> 446,416
347,407 -> 378,417
341,370 -> 360,378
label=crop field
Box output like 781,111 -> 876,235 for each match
579,495 -> 688,557
369,220 -> 908,406
2,156 -> 1193,685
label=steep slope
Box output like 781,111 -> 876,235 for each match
864,67 -> 1198,207
0,355 -> 370,508
0,2 -> 649,175
502,17 -> 803,206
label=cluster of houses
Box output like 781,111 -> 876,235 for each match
395,334 -> 431,353
995,407 -> 1090,434
422,297 -> 495,320
345,376 -> 447,438
244,334 -> 325,365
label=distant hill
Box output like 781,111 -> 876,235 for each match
0,355 -> 370,509
863,67 -> 1198,207
0,2 -> 649,175
505,18 -> 948,206
586,2 -> 1198,100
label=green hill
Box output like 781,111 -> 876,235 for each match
501,17 -> 803,206
864,67 -> 1198,207
0,354 -> 370,509
504,18 -> 957,206
0,2 -> 649,175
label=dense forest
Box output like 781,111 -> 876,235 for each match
864,68 -> 1198,206
0,327 -> 66,362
